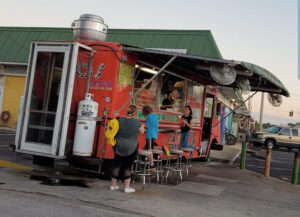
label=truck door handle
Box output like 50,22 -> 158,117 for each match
289,137 -> 292,139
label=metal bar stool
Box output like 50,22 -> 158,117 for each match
152,149 -> 164,183
179,147 -> 194,176
131,157 -> 141,185
167,149 -> 183,184
136,150 -> 152,190
163,152 -> 172,184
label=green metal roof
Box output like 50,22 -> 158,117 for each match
0,27 -> 222,64
0,27 -> 74,63
107,29 -> 222,58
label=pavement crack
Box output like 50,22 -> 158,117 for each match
0,188 -> 154,217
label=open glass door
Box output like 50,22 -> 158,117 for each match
15,42 -> 80,158
16,42 -> 93,158
19,44 -> 71,157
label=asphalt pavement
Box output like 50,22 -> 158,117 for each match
242,147 -> 300,184
1,131 -> 300,217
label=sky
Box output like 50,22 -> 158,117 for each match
1,0 -> 299,125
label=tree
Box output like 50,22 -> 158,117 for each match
262,123 -> 271,130
255,122 -> 271,131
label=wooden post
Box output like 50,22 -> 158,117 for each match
292,152 -> 299,185
264,148 -> 272,177
240,141 -> 247,170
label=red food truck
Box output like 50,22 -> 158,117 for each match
15,14 -> 289,172
15,39 -> 223,170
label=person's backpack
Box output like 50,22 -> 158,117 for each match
105,118 -> 119,146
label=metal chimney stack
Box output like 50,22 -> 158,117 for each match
72,14 -> 108,41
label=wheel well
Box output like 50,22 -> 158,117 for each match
211,139 -> 218,146
265,138 -> 276,146
209,139 -> 217,150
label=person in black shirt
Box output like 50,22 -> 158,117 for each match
179,105 -> 197,149
160,93 -> 174,110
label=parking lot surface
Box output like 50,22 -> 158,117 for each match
1,144 -> 300,217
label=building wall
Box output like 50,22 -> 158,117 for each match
0,75 -> 26,128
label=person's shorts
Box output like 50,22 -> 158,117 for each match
144,138 -> 157,150
112,148 -> 138,172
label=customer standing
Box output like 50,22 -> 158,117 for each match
179,105 -> 197,150
142,105 -> 159,168
110,105 -> 144,193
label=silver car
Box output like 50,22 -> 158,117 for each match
251,126 -> 300,150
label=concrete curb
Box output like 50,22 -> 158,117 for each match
229,150 -> 242,165
210,149 -> 242,165
210,157 -> 230,164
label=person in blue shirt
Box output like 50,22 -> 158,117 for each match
142,105 -> 159,168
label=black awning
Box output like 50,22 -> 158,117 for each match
123,46 -> 289,97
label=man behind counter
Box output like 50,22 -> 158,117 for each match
160,93 -> 175,110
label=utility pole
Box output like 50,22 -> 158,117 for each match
248,94 -> 252,115
259,92 -> 265,131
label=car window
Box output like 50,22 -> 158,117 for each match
279,128 -> 290,136
266,126 -> 281,133
292,129 -> 299,136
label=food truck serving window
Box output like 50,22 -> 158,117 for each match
160,75 -> 187,112
132,64 -> 207,126
133,65 -> 187,112
133,65 -> 159,109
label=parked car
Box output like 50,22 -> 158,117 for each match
251,126 -> 300,150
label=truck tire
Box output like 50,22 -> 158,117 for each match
200,149 -> 210,162
225,134 -> 236,145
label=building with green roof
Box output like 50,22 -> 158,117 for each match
0,27 -> 222,64
0,27 -> 235,129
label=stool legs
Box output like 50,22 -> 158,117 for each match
177,155 -> 183,183
133,149 -> 194,186
185,151 -> 193,176
164,157 -> 171,184
165,154 -> 183,184
135,155 -> 151,190
131,158 -> 140,186
153,154 -> 163,183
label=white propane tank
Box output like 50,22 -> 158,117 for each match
73,93 -> 98,156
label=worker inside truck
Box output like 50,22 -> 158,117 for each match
133,64 -> 187,113
160,93 -> 174,110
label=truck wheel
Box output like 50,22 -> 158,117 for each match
265,140 -> 275,149
226,134 -> 236,145
200,149 -> 210,162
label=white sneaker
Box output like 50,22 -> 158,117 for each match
110,185 -> 119,191
124,187 -> 135,193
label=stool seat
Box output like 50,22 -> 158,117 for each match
152,149 -> 163,154
170,149 -> 183,155
138,150 -> 152,156
179,147 -> 194,152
